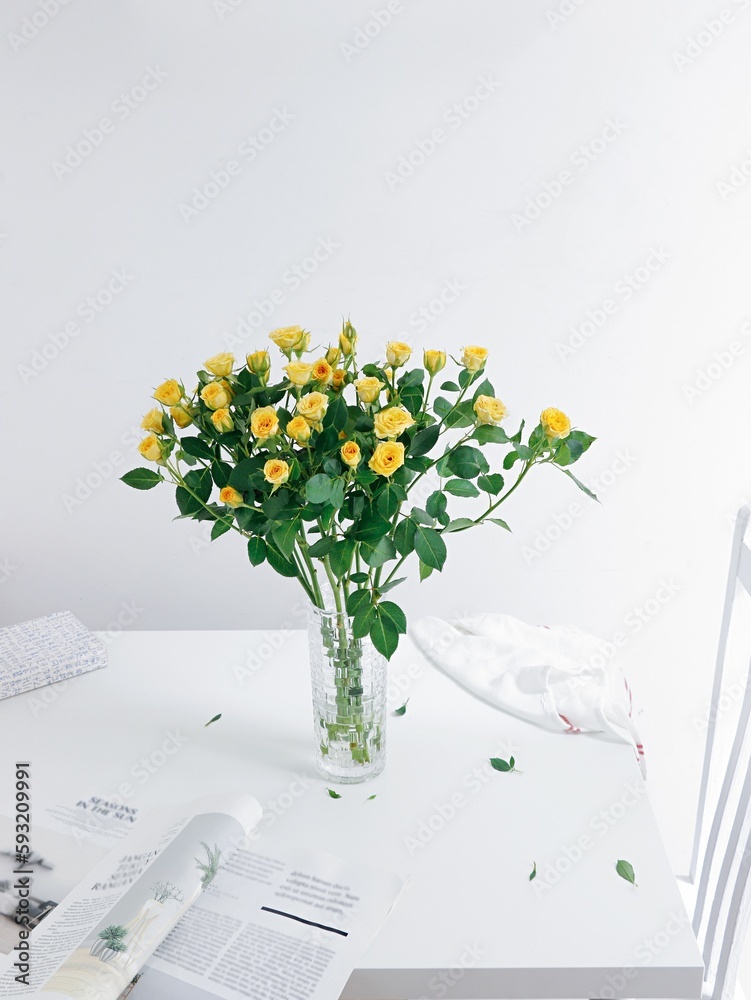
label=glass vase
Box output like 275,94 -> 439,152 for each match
308,603 -> 387,783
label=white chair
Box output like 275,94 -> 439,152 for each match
686,505 -> 751,1000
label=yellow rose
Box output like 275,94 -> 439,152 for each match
297,391 -> 329,425
219,486 -> 243,508
137,434 -> 162,462
368,441 -> 405,477
201,380 -> 233,410
386,340 -> 412,367
263,458 -> 290,489
211,408 -> 234,433
339,325 -> 357,356
331,368 -> 347,391
269,325 -> 307,353
246,350 -> 271,382
474,395 -> 507,425
204,352 -> 235,377
325,346 -> 341,366
153,379 -> 182,407
250,405 -> 279,440
540,407 -> 571,441
140,408 -> 164,433
423,349 -> 446,375
170,404 -> 193,429
284,362 -> 314,387
461,345 -> 489,372
340,440 -> 361,467
355,376 -> 384,404
312,358 -> 333,385
373,405 -> 415,439
286,414 -> 312,444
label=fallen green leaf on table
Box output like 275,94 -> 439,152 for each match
326,788 -> 342,799
394,699 -> 410,717
529,861 -> 537,881
616,859 -> 637,885
490,755 -> 521,773
204,714 -> 222,727
366,794 -> 377,802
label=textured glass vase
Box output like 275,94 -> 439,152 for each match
308,604 -> 386,783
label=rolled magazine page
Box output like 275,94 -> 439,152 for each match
0,794 -> 262,999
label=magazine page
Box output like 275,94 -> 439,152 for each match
0,793 -> 262,999
132,837 -> 405,1000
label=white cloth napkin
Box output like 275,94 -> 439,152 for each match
410,613 -> 645,775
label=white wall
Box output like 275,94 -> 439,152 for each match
2,0 -> 751,981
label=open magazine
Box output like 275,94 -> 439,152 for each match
0,792 -> 404,1000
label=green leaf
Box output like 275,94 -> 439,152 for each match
426,490 -> 448,519
394,517 -> 417,555
272,518 -> 301,560
616,860 -> 637,886
326,788 -> 342,799
329,538 -> 355,578
360,535 -> 397,569
370,612 -> 399,659
211,520 -> 232,541
477,473 -> 504,495
444,478 -> 480,497
366,794 -> 377,801
410,424 -> 440,458
204,713 -> 222,727
394,698 -> 410,716
377,482 -> 407,519
443,517 -> 475,533
473,424 -> 509,445
176,485 -> 202,517
400,384 -> 424,416
324,394 -> 348,431
397,367 -> 425,388
529,861 -> 537,882
211,461 -> 233,489
349,571 -> 369,584
236,507 -> 264,533
448,445 -> 489,480
378,576 -> 406,594
560,468 -> 599,502
378,600 -> 407,634
568,429 -> 596,454
487,517 -> 511,531
305,474 -> 334,504
346,588 -> 371,615
180,436 -> 214,461
184,468 -> 212,503
472,377 -> 495,401
354,511 -> 392,541
419,559 -> 433,581
266,542 -> 298,578
503,451 -> 521,470
121,468 -> 163,490
307,536 -> 335,558
353,602 -> 377,638
414,525 -> 447,571
247,536 -> 267,566
440,380 -> 460,392
329,479 -> 346,510
410,507 -> 434,526
490,756 -> 520,773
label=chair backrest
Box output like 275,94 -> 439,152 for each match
691,506 -> 751,999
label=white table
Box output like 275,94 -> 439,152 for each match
1,630 -> 703,999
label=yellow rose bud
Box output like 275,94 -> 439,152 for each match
250,405 -> 279,441
540,407 -> 572,441
211,408 -> 234,433
355,376 -> 384,404
246,350 -> 271,382
200,380 -> 233,410
170,404 -> 193,429
204,352 -> 235,377
474,395 -> 507,426
385,340 -> 412,367
141,408 -> 164,433
373,405 -> 415,439
284,362 -> 314,387
331,368 -> 347,391
297,391 -> 329,425
263,458 -> 290,489
311,358 -> 333,385
424,349 -> 447,375
461,345 -> 489,372
340,440 -> 361,468
137,434 -> 163,462
368,441 -> 405,477
219,486 -> 243,508
325,346 -> 341,366
286,414 -> 312,444
339,320 -> 358,356
269,325 -> 306,353
153,379 -> 182,407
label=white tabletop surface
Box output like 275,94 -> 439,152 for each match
1,630 -> 703,999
